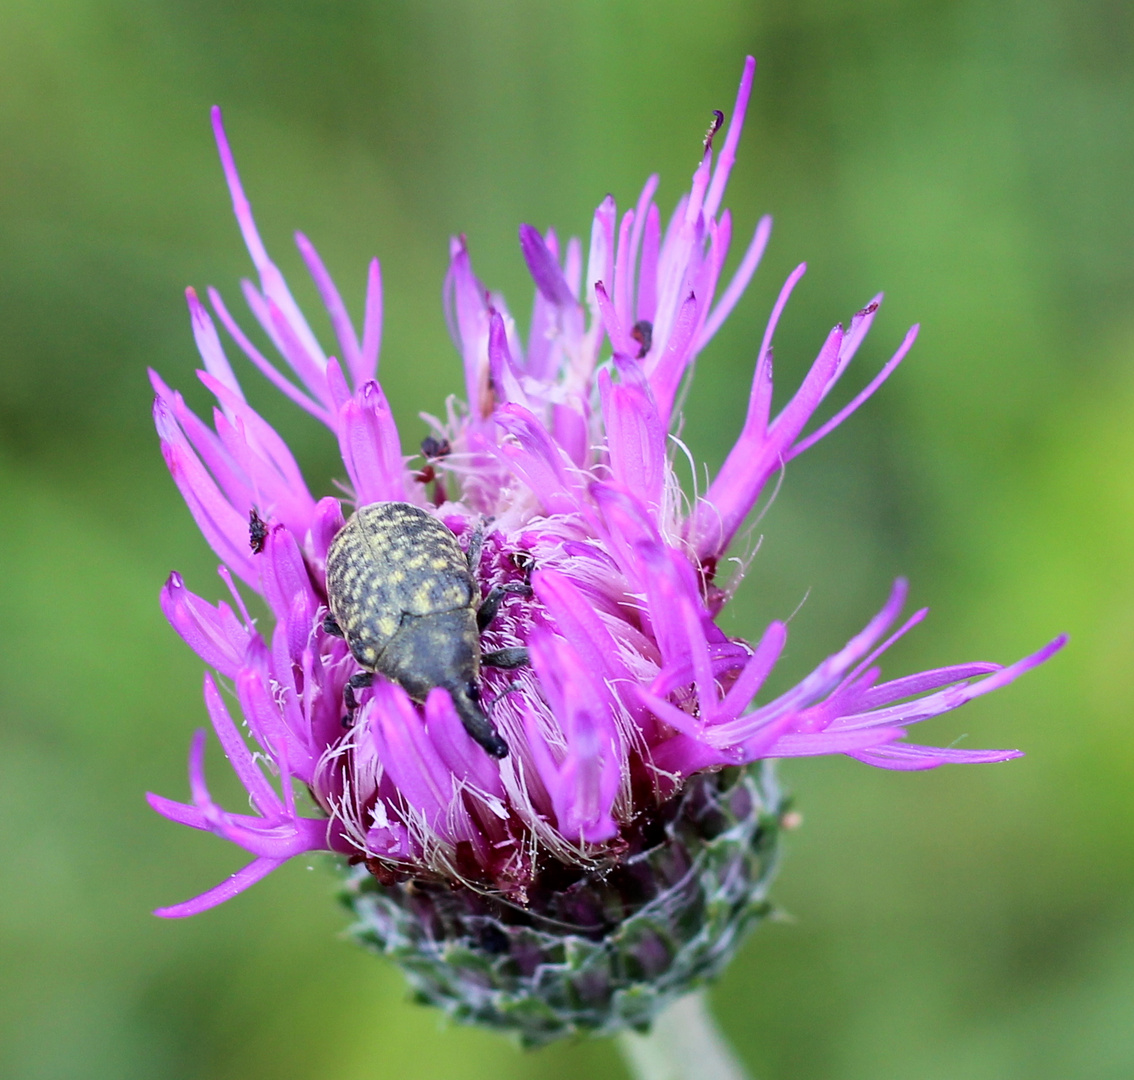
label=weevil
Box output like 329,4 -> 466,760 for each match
322,501 -> 530,758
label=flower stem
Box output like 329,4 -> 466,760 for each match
616,990 -> 752,1080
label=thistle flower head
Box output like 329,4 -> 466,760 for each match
150,57 -> 1063,1040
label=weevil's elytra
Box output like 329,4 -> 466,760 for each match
324,501 -> 525,758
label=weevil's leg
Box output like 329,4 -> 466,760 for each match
486,680 -> 525,708
344,671 -> 374,713
477,581 -> 534,631
323,613 -> 345,638
482,646 -> 529,669
465,515 -> 494,575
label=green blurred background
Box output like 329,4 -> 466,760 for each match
1,1 -> 1131,1077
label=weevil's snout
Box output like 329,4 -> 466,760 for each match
451,684 -> 509,759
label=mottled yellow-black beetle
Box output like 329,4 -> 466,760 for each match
323,502 -> 529,758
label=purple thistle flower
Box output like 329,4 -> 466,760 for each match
150,56 -> 1063,942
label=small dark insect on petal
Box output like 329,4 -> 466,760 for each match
417,437 -> 449,489
510,550 -> 535,574
420,435 -> 451,460
704,109 -> 724,151
630,320 -> 653,359
248,508 -> 268,554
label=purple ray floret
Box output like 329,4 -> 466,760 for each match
149,57 -> 1064,917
